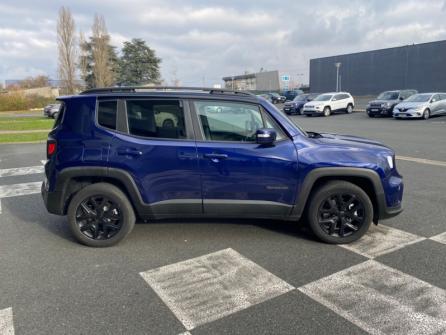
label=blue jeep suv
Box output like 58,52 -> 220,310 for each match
42,87 -> 403,247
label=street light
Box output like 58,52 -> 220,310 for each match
335,62 -> 341,92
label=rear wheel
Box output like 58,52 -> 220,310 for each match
67,183 -> 135,247
306,181 -> 373,244
323,107 -> 331,117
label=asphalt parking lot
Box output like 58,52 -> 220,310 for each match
0,111 -> 445,335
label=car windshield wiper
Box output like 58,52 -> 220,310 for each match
307,131 -> 323,138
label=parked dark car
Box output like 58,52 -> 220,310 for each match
283,93 -> 319,115
268,92 -> 286,104
366,90 -> 417,117
43,103 -> 61,119
42,86 -> 403,247
283,89 -> 304,101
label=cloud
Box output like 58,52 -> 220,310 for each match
1,0 -> 446,86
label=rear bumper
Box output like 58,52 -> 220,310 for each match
41,179 -> 64,215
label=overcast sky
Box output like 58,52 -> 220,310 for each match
1,0 -> 446,86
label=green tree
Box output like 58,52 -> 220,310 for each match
117,38 -> 161,86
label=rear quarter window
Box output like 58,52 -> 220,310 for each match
98,101 -> 118,130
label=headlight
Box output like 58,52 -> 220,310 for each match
386,155 -> 394,169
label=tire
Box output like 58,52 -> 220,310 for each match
323,107 -> 331,117
346,104 -> 353,114
52,112 -> 59,120
67,183 -> 135,247
368,114 -> 375,118
423,109 -> 430,120
306,181 -> 373,244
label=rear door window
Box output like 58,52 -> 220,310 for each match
126,100 -> 186,139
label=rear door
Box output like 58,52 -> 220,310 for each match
108,98 -> 201,217
190,99 -> 299,218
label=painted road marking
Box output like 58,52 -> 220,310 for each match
340,224 -> 425,259
299,260 -> 446,335
0,182 -> 42,199
140,248 -> 294,331
430,232 -> 446,245
396,155 -> 446,167
0,307 -> 14,335
40,160 -> 47,166
0,166 -> 44,178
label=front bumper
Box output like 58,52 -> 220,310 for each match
393,110 -> 423,118
283,106 -> 301,114
303,109 -> 323,115
367,107 -> 392,116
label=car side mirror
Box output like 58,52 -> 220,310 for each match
399,97 -> 404,101
256,128 -> 276,145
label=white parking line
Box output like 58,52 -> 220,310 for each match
40,160 -> 47,166
0,182 -> 42,199
430,232 -> 446,245
396,155 -> 446,167
0,307 -> 14,335
340,224 -> 425,259
299,260 -> 446,335
140,248 -> 294,331
0,166 -> 44,178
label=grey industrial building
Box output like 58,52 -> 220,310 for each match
309,40 -> 446,96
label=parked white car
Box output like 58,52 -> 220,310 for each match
302,92 -> 355,117
393,93 -> 446,119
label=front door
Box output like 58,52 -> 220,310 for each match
191,99 -> 299,218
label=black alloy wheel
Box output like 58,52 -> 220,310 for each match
75,195 -> 123,240
307,181 -> 373,244
67,183 -> 135,247
317,194 -> 364,238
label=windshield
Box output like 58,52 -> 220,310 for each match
313,94 -> 333,102
293,94 -> 308,102
405,94 -> 432,102
377,91 -> 399,100
264,100 -> 307,136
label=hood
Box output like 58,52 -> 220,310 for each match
395,101 -> 427,109
318,133 -> 389,148
285,101 -> 306,107
305,101 -> 326,107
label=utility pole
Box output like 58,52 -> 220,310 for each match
232,76 -> 235,90
335,62 -> 341,92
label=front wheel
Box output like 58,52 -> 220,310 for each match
423,109 -> 430,120
67,183 -> 135,247
323,107 -> 331,117
306,181 -> 373,244
346,104 -> 353,114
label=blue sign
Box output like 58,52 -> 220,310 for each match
281,75 -> 290,82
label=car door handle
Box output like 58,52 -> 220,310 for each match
204,153 -> 228,161
117,148 -> 143,157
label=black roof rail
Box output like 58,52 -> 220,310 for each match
79,86 -> 254,96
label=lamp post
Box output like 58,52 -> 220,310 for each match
335,62 -> 341,92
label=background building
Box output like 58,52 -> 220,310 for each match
309,40 -> 446,95
222,70 -> 304,92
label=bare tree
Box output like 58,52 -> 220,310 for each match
57,7 -> 77,94
78,30 -> 88,87
91,14 -> 115,87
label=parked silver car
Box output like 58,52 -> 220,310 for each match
393,93 -> 446,119
43,103 -> 61,119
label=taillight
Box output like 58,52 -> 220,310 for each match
47,139 -> 57,159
